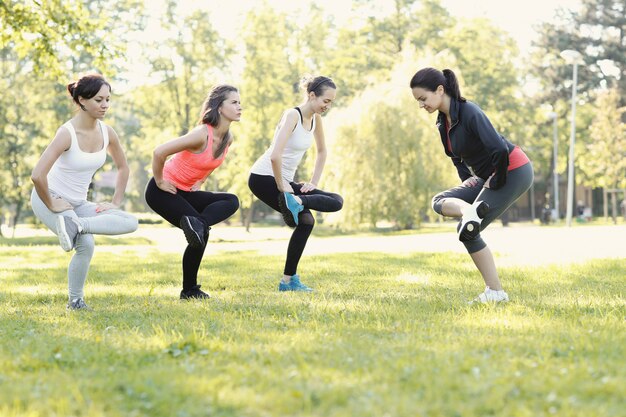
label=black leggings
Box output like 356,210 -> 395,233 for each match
431,162 -> 534,253
145,178 -> 239,290
248,173 -> 343,276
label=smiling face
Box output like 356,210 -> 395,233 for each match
411,85 -> 445,113
309,87 -> 336,114
79,84 -> 111,119
219,91 -> 242,122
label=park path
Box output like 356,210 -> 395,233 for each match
5,222 -> 623,267
128,223 -> 626,267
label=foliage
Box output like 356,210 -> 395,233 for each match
578,89 -> 626,189
0,0 -> 144,225
530,0 -> 625,105
145,1 -> 233,136
1,0 -> 619,229
0,47 -> 69,233
114,1 -> 233,210
219,4 -> 299,227
0,0 -> 101,76
326,48 -> 457,229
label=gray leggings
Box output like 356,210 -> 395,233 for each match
30,189 -> 138,300
431,162 -> 534,253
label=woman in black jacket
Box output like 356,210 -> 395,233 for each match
410,67 -> 533,303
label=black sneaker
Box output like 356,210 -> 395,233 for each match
180,216 -> 209,248
180,285 -> 211,300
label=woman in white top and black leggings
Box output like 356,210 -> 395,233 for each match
248,76 -> 343,292
30,73 -> 138,310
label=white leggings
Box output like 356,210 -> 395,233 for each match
30,189 -> 138,300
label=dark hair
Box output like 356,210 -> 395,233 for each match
409,67 -> 466,102
67,73 -> 112,110
300,75 -> 336,97
198,84 -> 239,158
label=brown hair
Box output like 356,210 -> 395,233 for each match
67,73 -> 112,110
409,67 -> 466,102
300,75 -> 336,96
198,84 -> 239,158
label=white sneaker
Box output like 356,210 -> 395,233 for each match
469,286 -> 509,304
56,215 -> 82,252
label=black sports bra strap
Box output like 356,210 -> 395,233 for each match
294,107 -> 303,124
294,107 -> 314,130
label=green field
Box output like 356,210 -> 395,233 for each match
0,233 -> 624,417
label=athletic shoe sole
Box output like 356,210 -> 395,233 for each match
56,215 -> 73,252
180,292 -> 211,300
278,193 -> 298,227
180,216 -> 205,248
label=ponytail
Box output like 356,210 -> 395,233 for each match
442,69 -> 465,102
409,67 -> 466,102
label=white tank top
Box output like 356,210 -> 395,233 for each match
250,108 -> 315,182
48,120 -> 109,202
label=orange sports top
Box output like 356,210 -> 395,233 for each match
163,125 -> 229,191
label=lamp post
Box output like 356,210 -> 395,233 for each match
548,112 -> 559,220
560,49 -> 584,227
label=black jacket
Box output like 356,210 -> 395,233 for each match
436,98 -> 515,189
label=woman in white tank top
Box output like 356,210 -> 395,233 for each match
30,73 -> 138,310
248,76 -> 344,292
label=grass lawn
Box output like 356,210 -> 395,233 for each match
0,234 -> 624,417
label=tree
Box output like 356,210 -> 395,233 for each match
578,89 -> 626,221
146,0 -> 233,136
112,1 -> 233,210
0,0 -> 145,231
0,47 -> 64,235
0,0 -> 113,77
326,48 -> 457,229
530,0 -> 625,106
220,4 -> 297,229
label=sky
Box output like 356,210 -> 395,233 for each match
439,0 -> 581,53
204,0 -> 582,54
120,0 -> 582,90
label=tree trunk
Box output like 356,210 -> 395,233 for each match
611,190 -> 618,224
603,188 -> 608,221
12,200 -> 23,239
244,197 -> 256,232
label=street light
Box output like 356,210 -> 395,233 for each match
548,111 -> 559,220
560,49 -> 584,227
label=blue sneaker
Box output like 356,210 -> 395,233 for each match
278,192 -> 303,227
278,274 -> 313,292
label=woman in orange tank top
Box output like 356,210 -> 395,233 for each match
145,85 -> 242,299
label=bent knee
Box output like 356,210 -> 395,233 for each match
431,194 -> 445,215
127,216 -> 139,233
331,194 -> 344,211
76,233 -> 95,254
299,212 -> 315,227
227,194 -> 240,212
113,211 -> 139,233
